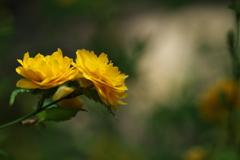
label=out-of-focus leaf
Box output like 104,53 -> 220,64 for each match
37,107 -> 85,122
229,4 -> 240,13
0,148 -> 10,159
210,148 -> 239,160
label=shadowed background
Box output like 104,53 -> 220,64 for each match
0,0 -> 233,160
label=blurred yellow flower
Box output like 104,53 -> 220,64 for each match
53,85 -> 83,109
199,79 -> 240,124
73,49 -> 128,111
16,48 -> 79,89
183,147 -> 206,160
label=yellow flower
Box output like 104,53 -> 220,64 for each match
183,147 -> 206,160
73,49 -> 128,111
199,79 -> 240,125
16,48 -> 79,89
53,85 -> 83,109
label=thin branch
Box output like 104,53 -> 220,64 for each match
0,88 -> 83,130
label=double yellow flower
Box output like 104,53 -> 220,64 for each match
16,48 -> 128,111
16,49 -> 78,89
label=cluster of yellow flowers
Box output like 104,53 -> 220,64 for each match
16,48 -> 128,111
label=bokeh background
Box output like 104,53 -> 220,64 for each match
0,0 -> 234,159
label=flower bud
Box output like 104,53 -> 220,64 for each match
53,86 -> 83,109
21,118 -> 39,126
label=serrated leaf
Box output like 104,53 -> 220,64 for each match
30,87 -> 58,98
9,89 -> 30,106
81,88 -> 118,120
36,107 -> 81,122
81,88 -> 104,105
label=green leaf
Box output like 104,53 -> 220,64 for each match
9,89 -> 30,106
0,148 -> 10,159
81,87 -> 118,120
227,30 -> 235,53
29,87 -> 58,98
229,4 -> 240,13
81,87 -> 103,104
37,107 -> 84,122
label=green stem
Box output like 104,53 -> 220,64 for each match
37,91 -> 46,110
236,13 -> 240,56
227,82 -> 239,146
0,88 -> 83,130
227,0 -> 240,146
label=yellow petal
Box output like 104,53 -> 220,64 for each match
57,98 -> 83,109
15,66 -> 24,75
53,86 -> 83,109
75,49 -> 128,109
98,53 -> 109,65
23,52 -> 30,64
17,59 -> 24,66
16,79 -> 41,89
16,49 -> 79,89
53,85 -> 73,100
78,78 -> 93,88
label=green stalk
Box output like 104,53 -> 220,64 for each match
227,0 -> 240,146
36,91 -> 46,110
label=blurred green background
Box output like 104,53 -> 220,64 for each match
0,0 -> 233,160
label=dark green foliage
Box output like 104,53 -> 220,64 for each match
210,148 -> 239,160
37,107 -> 85,122
229,2 -> 240,13
227,30 -> 235,53
29,87 -> 59,98
146,102 -> 212,159
0,149 -> 10,160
